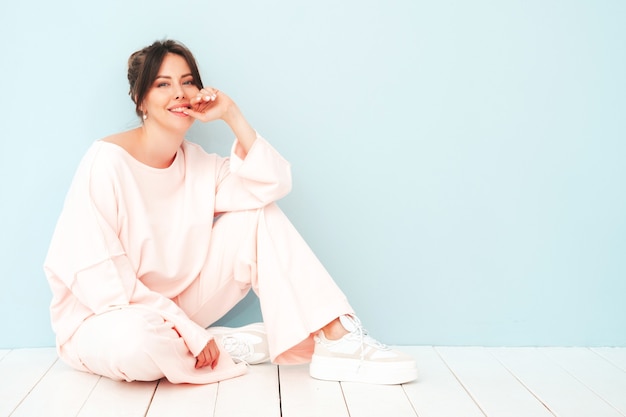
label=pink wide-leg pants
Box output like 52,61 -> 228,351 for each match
60,203 -> 354,384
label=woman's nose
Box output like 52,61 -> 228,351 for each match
174,86 -> 185,100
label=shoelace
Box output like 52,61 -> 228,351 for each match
341,315 -> 389,364
221,336 -> 253,365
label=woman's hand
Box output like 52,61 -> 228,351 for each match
184,87 -> 231,123
195,338 -> 220,369
185,87 -> 257,157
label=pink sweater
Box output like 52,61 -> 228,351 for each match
44,134 -> 291,356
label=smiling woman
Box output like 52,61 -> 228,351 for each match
43,39 -> 418,386
127,40 -> 203,117
105,40 -> 253,169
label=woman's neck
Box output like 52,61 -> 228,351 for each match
135,124 -> 185,168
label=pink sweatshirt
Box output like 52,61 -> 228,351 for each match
44,134 -> 291,357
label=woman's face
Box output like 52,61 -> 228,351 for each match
141,53 -> 200,132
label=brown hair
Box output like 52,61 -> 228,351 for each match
127,39 -> 204,119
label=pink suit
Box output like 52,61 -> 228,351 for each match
44,134 -> 353,384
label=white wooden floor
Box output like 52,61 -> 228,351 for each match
1,346 -> 625,417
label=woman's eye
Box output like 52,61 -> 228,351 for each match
157,82 -> 169,88
183,80 -> 193,85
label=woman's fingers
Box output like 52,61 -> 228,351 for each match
183,107 -> 206,120
194,339 -> 221,369
185,88 -> 221,122
206,339 -> 220,369
191,88 -> 218,106
195,349 -> 207,369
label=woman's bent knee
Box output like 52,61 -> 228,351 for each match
71,307 -> 175,381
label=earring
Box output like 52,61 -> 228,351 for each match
143,113 -> 148,121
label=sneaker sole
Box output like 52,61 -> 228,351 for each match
310,354 -> 418,385
209,323 -> 270,365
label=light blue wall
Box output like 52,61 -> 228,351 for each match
1,0 -> 624,349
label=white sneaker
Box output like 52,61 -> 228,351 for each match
310,315 -> 418,384
208,323 -> 270,365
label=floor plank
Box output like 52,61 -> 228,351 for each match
10,359 -> 101,417
539,348 -> 626,416
279,364 -> 349,417
437,346 -> 554,417
341,382 -> 417,417
0,348 -> 58,417
76,377 -> 158,417
213,363 -> 280,417
402,346 -> 485,417
3,346 -> 626,416
490,347 -> 623,417
592,348 -> 626,373
146,380 -> 218,417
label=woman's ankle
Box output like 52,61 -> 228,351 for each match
321,317 -> 350,340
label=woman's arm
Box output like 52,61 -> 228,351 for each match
184,89 -> 256,158
213,135 -> 292,213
